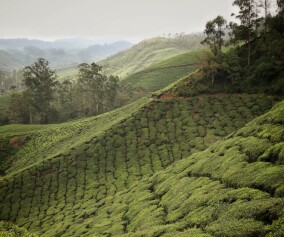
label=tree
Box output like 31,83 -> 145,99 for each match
277,0 -> 284,11
200,16 -> 227,83
76,62 -> 120,116
106,75 -> 119,109
196,51 -> 226,84
232,0 -> 259,66
10,92 -> 31,124
23,58 -> 57,123
258,0 -> 272,20
52,80 -> 75,122
201,15 -> 227,63
225,48 -> 242,84
77,62 -> 106,115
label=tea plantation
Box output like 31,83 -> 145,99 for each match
122,51 -> 199,91
0,90 -> 282,236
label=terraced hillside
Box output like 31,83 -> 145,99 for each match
99,36 -> 203,79
0,92 -> 281,236
122,51 -> 199,91
64,99 -> 284,237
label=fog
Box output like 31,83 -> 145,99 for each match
1,0 -> 235,42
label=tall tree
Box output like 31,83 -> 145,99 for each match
23,58 -> 57,123
232,0 -> 259,66
106,75 -> 119,109
201,15 -> 227,63
77,62 -> 106,115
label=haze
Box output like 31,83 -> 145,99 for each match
1,0 -> 235,42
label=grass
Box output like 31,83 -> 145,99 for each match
122,50 -> 199,91
0,90 -> 281,236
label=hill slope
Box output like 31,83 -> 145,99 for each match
121,50 -> 199,90
99,35 -> 204,79
75,99 -> 284,237
0,91 -> 281,236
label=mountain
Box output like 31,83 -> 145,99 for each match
0,38 -> 128,50
77,41 -> 132,62
0,38 -> 133,70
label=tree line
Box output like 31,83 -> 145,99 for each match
199,0 -> 284,93
4,59 -> 146,124
0,70 -> 24,95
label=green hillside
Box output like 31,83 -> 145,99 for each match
1,0 -> 283,236
50,36 -> 204,84
0,90 -> 281,236
57,49 -> 200,90
122,50 -> 199,90
99,36 -> 203,79
64,99 -> 284,237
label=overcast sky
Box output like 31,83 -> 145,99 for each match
0,0 -> 236,42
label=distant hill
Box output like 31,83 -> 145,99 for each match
0,38 -> 132,70
56,34 -> 204,82
122,50 -> 201,90
99,34 -> 204,79
79,41 -> 133,62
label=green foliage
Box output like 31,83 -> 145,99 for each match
196,0 -> 284,95
0,93 -> 281,236
201,15 -> 227,62
23,58 -> 57,124
0,221 -> 38,237
0,95 -> 10,109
